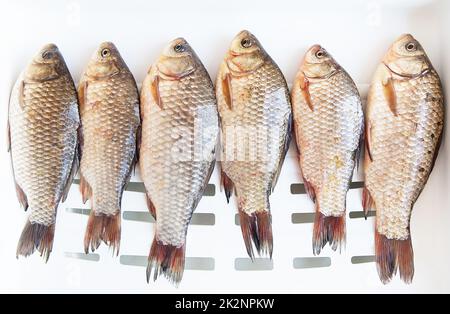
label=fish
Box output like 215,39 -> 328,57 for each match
363,34 -> 444,284
291,45 -> 364,255
140,38 -> 218,284
78,42 -> 140,255
8,44 -> 80,261
216,30 -> 292,259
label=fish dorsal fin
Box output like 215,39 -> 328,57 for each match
151,74 -> 163,110
381,70 -> 397,116
298,72 -> 313,111
222,72 -> 233,110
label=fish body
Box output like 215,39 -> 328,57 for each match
216,30 -> 292,259
8,44 -> 79,260
291,45 -> 363,255
140,38 -> 218,284
78,42 -> 140,255
363,34 -> 444,283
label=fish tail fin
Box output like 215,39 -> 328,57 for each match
375,230 -> 414,284
84,211 -> 121,256
146,239 -> 185,285
312,209 -> 346,256
238,206 -> 273,260
16,220 -> 55,262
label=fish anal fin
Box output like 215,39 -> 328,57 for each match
145,194 -> 157,220
362,187 -> 374,219
151,75 -> 163,110
220,167 -> 234,203
15,182 -> 28,211
302,176 -> 316,202
299,72 -> 313,111
79,173 -> 92,204
375,231 -> 414,284
222,72 -> 233,110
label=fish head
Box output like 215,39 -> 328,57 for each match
226,30 -> 266,74
26,44 -> 65,82
383,34 -> 431,77
85,42 -> 125,79
301,45 -> 338,79
156,38 -> 198,79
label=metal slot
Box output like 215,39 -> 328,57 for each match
349,211 -> 376,219
234,258 -> 273,271
290,181 -> 364,194
293,257 -> 331,269
351,255 -> 375,264
291,213 -> 315,224
64,252 -> 100,262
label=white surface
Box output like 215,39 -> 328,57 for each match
0,0 -> 449,293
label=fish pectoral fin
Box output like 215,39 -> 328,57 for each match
151,75 -> 163,110
78,81 -> 88,111
220,167 -> 234,203
79,173 -> 92,204
299,72 -> 313,111
222,72 -> 233,110
6,120 -> 11,152
382,74 -> 397,116
18,80 -> 25,109
15,181 -> 28,211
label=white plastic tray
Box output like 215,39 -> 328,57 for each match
0,0 -> 449,293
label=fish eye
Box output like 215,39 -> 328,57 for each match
241,38 -> 252,48
315,49 -> 325,58
42,51 -> 53,59
101,48 -> 110,58
174,43 -> 186,53
405,42 -> 417,52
